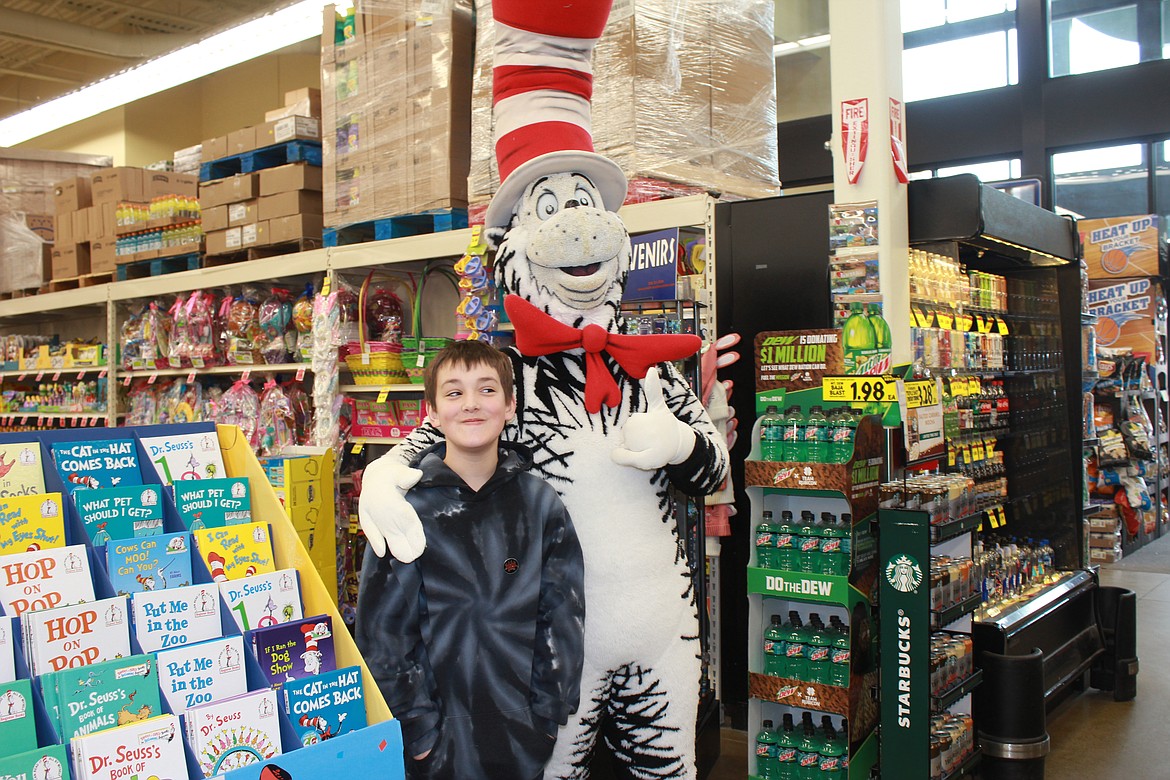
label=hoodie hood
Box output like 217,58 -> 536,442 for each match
409,440 -> 534,494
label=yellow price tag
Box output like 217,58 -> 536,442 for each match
822,375 -> 898,404
950,377 -> 967,397
935,310 -> 955,331
971,441 -> 985,462
947,447 -> 957,468
962,442 -> 973,464
996,316 -> 1010,336
376,389 -> 391,403
997,506 -> 1007,527
970,377 -> 982,396
351,442 -> 364,454
915,307 -> 934,328
985,509 -> 998,529
903,379 -> 939,409
322,276 -> 332,296
955,313 -> 974,332
984,436 -> 996,457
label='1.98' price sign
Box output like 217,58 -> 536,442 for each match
822,375 -> 899,403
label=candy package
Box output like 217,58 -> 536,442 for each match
365,282 -> 404,344
283,380 -> 313,445
217,378 -> 261,448
258,380 -> 295,456
259,287 -> 294,364
293,283 -> 315,362
224,288 -> 264,365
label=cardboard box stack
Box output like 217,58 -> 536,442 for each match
97,168 -> 201,269
468,0 -> 780,208
201,91 -> 321,166
202,164 -> 323,256
1086,503 -> 1123,563
320,0 -> 473,228
0,148 -> 109,292
173,144 -> 203,176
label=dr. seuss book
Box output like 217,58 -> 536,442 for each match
220,569 -> 302,633
23,596 -> 131,677
49,440 -> 142,494
0,442 -> 45,498
0,678 -> 38,758
70,714 -> 187,780
0,617 -> 15,684
131,582 -> 223,653
105,533 -> 192,596
0,493 -> 65,555
52,655 -> 161,741
74,485 -> 163,545
156,635 -> 247,715
200,719 -> 404,780
193,522 -> 275,582
282,665 -> 365,746
174,478 -> 252,530
186,688 -> 282,777
251,615 -> 335,688
0,742 -> 71,780
0,544 -> 94,617
139,431 -> 225,485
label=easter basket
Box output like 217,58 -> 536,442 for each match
402,262 -> 459,384
342,272 -> 408,385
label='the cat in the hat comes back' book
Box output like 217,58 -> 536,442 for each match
49,440 -> 142,495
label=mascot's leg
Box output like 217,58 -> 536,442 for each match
546,657 -> 610,780
600,633 -> 700,780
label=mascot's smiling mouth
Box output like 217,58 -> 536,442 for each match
564,262 -> 601,277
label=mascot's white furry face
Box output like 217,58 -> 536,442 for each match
491,172 -> 631,329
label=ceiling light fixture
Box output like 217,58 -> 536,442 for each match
0,0 -> 336,147
773,34 -> 832,59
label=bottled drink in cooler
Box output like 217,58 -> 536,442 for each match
782,406 -> 805,461
756,720 -> 779,779
763,614 -> 785,676
804,406 -> 828,463
760,405 -> 784,461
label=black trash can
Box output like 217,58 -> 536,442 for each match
975,647 -> 1049,780
1091,585 -> 1138,702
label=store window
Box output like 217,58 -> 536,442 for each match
1052,143 -> 1149,218
1156,140 -> 1170,219
909,158 -> 1023,181
1049,0 -> 1168,76
901,0 -> 1018,102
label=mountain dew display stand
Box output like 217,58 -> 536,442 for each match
0,421 -> 403,780
746,330 -> 885,779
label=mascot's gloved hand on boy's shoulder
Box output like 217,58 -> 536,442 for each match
357,457 -> 425,562
611,366 -> 697,470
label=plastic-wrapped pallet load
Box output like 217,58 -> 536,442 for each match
468,0 -> 781,207
321,0 -> 473,228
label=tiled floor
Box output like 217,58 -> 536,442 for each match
707,533 -> 1170,779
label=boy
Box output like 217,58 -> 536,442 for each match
357,340 -> 585,780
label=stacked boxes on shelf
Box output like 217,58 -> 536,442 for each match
1086,504 -> 1124,563
320,0 -> 473,227
111,169 -> 202,267
202,163 -> 323,256
173,144 -> 203,176
468,0 -> 780,208
200,91 -> 321,164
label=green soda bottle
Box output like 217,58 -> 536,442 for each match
775,510 -> 798,571
783,611 -> 807,681
798,511 -> 820,574
804,405 -> 829,464
796,713 -> 820,779
829,616 -> 851,687
782,406 -> 805,461
776,713 -> 799,780
868,304 -> 893,350
819,514 -> 848,576
804,613 -> 831,685
843,303 -> 877,371
756,719 -> 779,779
818,718 -> 846,777
763,615 -> 786,676
755,510 -> 776,569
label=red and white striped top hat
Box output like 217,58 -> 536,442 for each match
301,624 -> 319,653
484,0 -> 627,229
207,552 -> 227,582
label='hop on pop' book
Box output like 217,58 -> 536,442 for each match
131,583 -> 223,653
156,634 -> 247,716
220,569 -> 302,634
49,440 -> 141,495
105,533 -> 192,596
174,478 -> 252,530
74,485 -> 164,545
0,493 -> 65,555
23,596 -> 131,677
193,522 -> 275,582
0,544 -> 94,618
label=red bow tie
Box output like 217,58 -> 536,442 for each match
504,295 -> 701,413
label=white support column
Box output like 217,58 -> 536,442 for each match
828,0 -> 911,366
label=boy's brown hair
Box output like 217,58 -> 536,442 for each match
423,339 -> 515,409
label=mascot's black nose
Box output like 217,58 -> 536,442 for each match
564,199 -> 581,209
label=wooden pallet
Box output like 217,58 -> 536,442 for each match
200,141 -> 322,181
115,253 -> 201,281
0,287 -> 41,300
203,238 -> 324,267
323,208 -> 469,247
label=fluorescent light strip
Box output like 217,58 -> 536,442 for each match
773,34 -> 833,58
0,0 -> 333,146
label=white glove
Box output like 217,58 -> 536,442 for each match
357,452 -> 426,562
611,367 -> 697,470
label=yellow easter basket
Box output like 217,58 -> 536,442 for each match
343,272 -> 409,385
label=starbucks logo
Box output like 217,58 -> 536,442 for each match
885,554 -> 923,593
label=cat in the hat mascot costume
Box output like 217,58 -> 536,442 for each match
359,0 -> 728,777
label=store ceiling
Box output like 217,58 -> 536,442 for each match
0,0 -> 278,123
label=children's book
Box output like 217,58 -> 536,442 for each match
282,665 -> 366,746
0,617 -> 15,684
139,431 -> 225,485
186,688 -> 282,777
70,714 -> 186,780
53,655 -> 161,741
0,493 -> 66,555
74,485 -> 164,545
105,533 -> 192,596
48,440 -> 142,495
0,442 -> 45,498
219,569 -> 302,634
131,583 -> 223,653
0,742 -> 71,780
155,634 -> 247,716
250,614 -> 335,688
205,719 -> 404,780
0,544 -> 94,618
0,678 -> 38,759
173,478 -> 252,530
193,522 -> 275,582
22,596 -> 131,677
